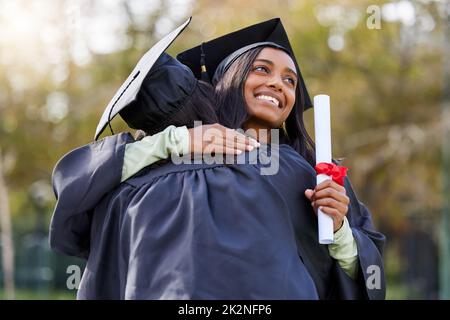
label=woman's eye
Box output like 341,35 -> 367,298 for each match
253,66 -> 269,73
284,77 -> 296,86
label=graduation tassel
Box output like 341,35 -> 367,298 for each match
200,43 -> 210,83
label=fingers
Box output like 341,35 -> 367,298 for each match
221,133 -> 253,151
304,189 -> 314,201
305,181 -> 350,223
319,206 -> 345,232
315,180 -> 346,194
204,134 -> 247,154
200,124 -> 259,155
311,197 -> 348,216
319,206 -> 341,218
312,187 -> 349,206
206,124 -> 257,145
224,128 -> 259,148
203,143 -> 244,155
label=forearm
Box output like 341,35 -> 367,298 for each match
121,125 -> 189,182
328,217 -> 359,279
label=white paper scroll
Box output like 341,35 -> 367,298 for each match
313,95 -> 334,244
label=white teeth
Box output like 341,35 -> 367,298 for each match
256,95 -> 280,107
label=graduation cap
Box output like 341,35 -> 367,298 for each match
94,17 -> 193,140
177,18 -> 312,110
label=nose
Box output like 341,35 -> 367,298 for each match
266,74 -> 283,92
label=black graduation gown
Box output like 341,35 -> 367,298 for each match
49,133 -> 386,299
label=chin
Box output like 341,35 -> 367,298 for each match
246,101 -> 286,127
257,113 -> 284,127
253,116 -> 283,129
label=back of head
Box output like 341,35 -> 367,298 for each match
148,80 -> 219,136
130,80 -> 219,138
118,53 -> 219,137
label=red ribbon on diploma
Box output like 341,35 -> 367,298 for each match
314,162 -> 348,186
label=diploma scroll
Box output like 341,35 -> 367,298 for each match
313,95 -> 334,244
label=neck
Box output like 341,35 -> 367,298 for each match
243,120 -> 272,144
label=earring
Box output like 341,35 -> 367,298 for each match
280,122 -> 288,137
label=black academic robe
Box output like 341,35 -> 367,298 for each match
49,133 -> 386,300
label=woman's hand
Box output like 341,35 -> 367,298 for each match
188,123 -> 259,155
304,180 -> 350,232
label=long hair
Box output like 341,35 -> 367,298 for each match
139,80 -> 219,138
214,47 -> 316,166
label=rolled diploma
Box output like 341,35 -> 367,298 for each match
314,95 -> 334,244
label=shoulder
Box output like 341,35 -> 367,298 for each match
123,161 -> 226,188
278,144 -> 316,176
55,132 -> 134,166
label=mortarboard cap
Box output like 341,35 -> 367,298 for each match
118,52 -> 197,135
95,17 -> 193,140
177,18 -> 312,110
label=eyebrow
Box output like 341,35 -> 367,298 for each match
254,59 -> 298,79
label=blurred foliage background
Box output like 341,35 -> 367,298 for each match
0,0 -> 449,299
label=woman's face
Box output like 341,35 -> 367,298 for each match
243,47 -> 298,129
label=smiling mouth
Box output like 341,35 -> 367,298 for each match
255,94 -> 282,108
